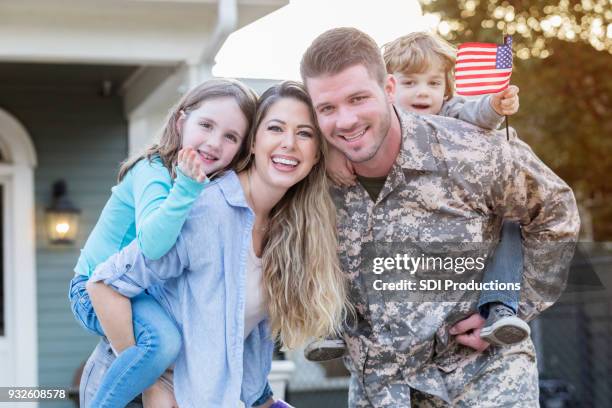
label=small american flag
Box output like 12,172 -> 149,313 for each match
455,36 -> 513,96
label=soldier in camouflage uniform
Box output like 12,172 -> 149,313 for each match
300,28 -> 580,407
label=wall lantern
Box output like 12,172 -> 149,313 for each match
46,180 -> 81,245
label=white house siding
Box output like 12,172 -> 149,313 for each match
0,65 -> 130,406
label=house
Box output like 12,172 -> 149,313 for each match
0,0 -> 289,405
8,3 -> 599,407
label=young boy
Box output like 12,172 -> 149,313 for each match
305,31 -> 530,362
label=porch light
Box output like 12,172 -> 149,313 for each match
46,180 -> 81,245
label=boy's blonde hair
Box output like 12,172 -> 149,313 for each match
383,31 -> 457,98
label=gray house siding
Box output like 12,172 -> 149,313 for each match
536,251 -> 612,407
0,86 -> 128,403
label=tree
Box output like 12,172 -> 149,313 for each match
421,0 -> 612,239
421,0 -> 611,57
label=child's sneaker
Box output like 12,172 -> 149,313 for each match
304,337 -> 346,361
479,303 -> 531,346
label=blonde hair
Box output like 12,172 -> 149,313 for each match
117,78 -> 258,182
235,81 -> 351,348
383,31 -> 457,98
300,27 -> 387,87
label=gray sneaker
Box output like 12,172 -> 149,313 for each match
304,338 -> 346,361
480,304 -> 531,346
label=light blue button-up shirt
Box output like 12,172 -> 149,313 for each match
90,170 -> 274,408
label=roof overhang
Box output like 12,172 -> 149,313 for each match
0,0 -> 288,66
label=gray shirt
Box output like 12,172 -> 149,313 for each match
440,94 -> 504,130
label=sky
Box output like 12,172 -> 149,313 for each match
213,0 -> 438,80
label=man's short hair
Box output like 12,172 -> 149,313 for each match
300,27 -> 387,87
383,31 -> 456,98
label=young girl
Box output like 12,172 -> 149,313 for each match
68,78 -> 260,407
84,81 -> 349,407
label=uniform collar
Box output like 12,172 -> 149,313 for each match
335,107 -> 442,205
365,107 -> 441,205
394,106 -> 440,173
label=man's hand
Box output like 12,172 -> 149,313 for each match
490,85 -> 519,116
449,313 -> 490,352
177,147 -> 207,183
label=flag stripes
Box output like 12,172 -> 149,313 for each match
455,37 -> 513,96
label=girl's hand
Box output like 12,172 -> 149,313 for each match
177,147 -> 207,183
327,145 -> 356,187
490,85 -> 519,116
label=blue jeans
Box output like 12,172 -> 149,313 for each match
80,338 -> 144,407
79,341 -> 273,408
477,221 -> 522,315
69,274 -> 182,407
69,274 -> 274,406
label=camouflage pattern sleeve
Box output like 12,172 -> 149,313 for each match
490,128 -> 580,321
440,95 -> 504,130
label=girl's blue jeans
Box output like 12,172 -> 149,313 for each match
69,274 -> 273,407
69,273 -> 182,407
477,220 -> 522,316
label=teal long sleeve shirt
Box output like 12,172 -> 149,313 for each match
74,156 -> 208,276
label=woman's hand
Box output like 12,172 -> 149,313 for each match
177,147 -> 207,183
142,376 -> 179,408
326,145 -> 356,187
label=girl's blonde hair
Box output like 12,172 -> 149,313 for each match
383,31 -> 457,99
117,78 -> 258,182
235,81 -> 351,348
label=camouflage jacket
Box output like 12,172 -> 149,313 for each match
330,108 -> 580,405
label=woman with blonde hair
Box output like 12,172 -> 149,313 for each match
85,81 -> 350,407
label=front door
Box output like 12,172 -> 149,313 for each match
0,108 -> 38,388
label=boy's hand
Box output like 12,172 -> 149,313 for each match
326,145 -> 356,187
178,147 -> 207,183
490,85 -> 519,116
